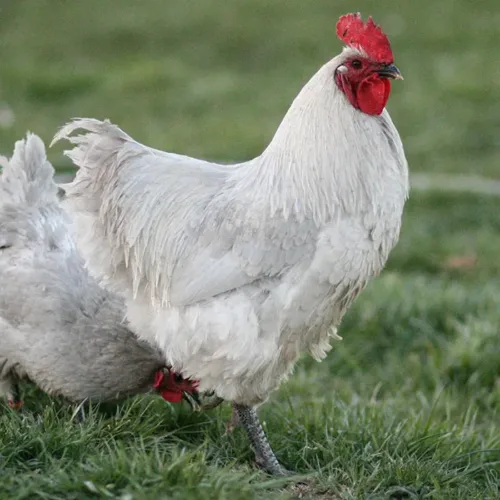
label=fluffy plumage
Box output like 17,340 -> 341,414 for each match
52,14 -> 409,408
0,133 -> 167,405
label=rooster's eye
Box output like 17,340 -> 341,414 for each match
351,60 -> 363,69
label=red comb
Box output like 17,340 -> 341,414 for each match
336,13 -> 393,64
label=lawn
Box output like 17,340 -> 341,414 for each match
0,1 -> 499,499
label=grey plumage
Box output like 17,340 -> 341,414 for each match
0,133 -> 166,406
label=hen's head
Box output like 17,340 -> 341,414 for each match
334,13 -> 402,116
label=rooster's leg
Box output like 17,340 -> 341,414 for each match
234,403 -> 291,476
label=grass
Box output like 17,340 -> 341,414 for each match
1,192 -> 499,499
0,1 -> 499,498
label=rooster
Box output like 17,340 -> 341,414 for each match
53,13 -> 408,475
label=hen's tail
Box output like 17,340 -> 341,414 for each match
0,133 -> 58,207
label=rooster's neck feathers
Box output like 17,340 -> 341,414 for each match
233,53 -> 408,225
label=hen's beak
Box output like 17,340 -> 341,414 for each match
377,64 -> 403,80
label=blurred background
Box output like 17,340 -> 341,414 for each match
0,0 -> 498,177
1,1 -> 499,497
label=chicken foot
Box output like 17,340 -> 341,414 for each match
234,403 -> 291,476
180,391 -> 289,475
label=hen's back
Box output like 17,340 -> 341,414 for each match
0,134 -> 164,403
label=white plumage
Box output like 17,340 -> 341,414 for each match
53,46 -> 408,408
52,14 -> 409,473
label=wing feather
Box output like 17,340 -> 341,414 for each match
53,119 -> 318,307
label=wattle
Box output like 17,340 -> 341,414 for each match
355,75 -> 391,116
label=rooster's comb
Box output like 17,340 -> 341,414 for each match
336,13 -> 393,64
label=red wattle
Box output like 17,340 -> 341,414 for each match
356,75 -> 391,115
160,389 -> 183,403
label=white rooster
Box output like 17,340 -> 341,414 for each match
53,13 -> 409,474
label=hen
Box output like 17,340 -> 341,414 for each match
0,134 -> 198,412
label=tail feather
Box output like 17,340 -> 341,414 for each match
51,118 -> 147,297
51,118 -> 142,219
51,117 -> 218,306
0,133 -> 57,207
51,118 -> 134,149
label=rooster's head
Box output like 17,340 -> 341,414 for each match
334,13 -> 402,116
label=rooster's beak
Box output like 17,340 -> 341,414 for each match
377,64 -> 403,80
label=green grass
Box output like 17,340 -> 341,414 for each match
0,1 -> 499,498
1,191 -> 499,499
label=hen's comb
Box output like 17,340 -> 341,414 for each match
336,13 -> 393,64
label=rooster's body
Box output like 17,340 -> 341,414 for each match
54,13 -> 409,474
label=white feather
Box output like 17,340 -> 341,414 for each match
53,47 -> 409,405
0,134 -> 166,404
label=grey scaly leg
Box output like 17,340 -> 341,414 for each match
234,403 -> 291,476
